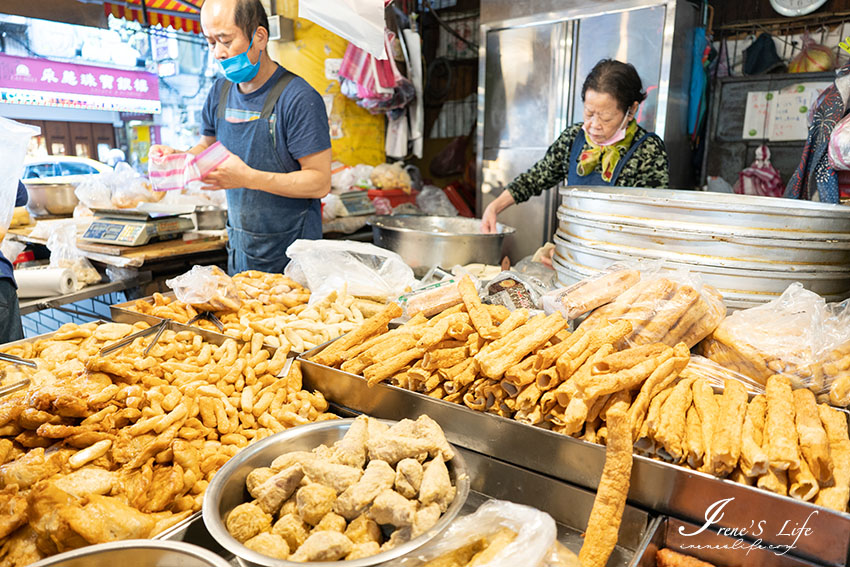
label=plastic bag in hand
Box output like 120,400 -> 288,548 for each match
165,265 -> 242,312
284,239 -> 416,303
47,221 -> 101,289
398,500 -> 559,567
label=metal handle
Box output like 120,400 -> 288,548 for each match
0,379 -> 30,399
0,352 -> 38,368
99,320 -> 169,357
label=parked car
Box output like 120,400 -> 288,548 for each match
23,156 -> 112,180
22,157 -> 113,216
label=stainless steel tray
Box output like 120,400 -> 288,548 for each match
559,187 -> 850,233
557,210 -> 850,267
552,235 -> 850,298
161,444 -> 652,567
298,348 -> 850,567
630,516 -> 827,567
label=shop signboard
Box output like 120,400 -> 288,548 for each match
0,54 -> 161,114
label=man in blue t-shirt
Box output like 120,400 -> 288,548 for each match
1,181 -> 27,343
151,0 -> 331,274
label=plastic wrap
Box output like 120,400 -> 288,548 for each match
542,266 -> 641,320
578,270 -> 727,349
284,239 -> 416,303
74,174 -> 113,210
397,278 -> 463,318
698,283 -> 850,399
680,354 -> 766,396
46,222 -> 100,290
416,185 -> 458,216
399,500 -> 559,567
165,265 -> 242,312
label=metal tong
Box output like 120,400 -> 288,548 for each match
186,310 -> 225,333
99,319 -> 170,357
0,352 -> 38,369
0,378 -> 30,399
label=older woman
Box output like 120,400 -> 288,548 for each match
482,59 -> 669,233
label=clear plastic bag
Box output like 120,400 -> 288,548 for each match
579,268 -> 727,349
542,265 -> 641,320
371,162 -> 412,191
74,173 -> 113,210
700,283 -> 850,402
372,196 -> 393,215
416,185 -> 458,216
680,354 -> 766,397
284,239 -> 416,303
111,163 -> 160,208
0,118 -> 39,241
165,265 -> 242,312
46,221 -> 101,289
397,278 -> 463,318
0,239 -> 25,265
399,500 -> 558,567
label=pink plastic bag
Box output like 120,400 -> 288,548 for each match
733,145 -> 784,197
149,142 -> 231,191
339,30 -> 404,98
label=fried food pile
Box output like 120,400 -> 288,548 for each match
225,415 -> 458,562
0,321 -> 335,566
310,276 -> 850,514
128,271 -> 381,352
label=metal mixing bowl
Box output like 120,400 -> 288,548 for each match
23,180 -> 80,216
370,216 -> 515,276
27,539 -> 232,567
203,418 -> 470,567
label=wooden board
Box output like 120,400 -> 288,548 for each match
8,226 -> 227,266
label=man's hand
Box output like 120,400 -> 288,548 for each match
149,145 -> 178,160
200,154 -> 256,191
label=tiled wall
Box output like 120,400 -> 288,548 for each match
21,292 -> 128,338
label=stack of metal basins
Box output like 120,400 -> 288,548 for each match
553,187 -> 850,310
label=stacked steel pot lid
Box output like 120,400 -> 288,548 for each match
554,187 -> 850,309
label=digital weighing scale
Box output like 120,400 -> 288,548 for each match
82,205 -> 196,246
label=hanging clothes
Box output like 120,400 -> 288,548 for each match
785,64 -> 850,203
734,145 -> 784,197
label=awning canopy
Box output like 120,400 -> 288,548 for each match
103,0 -> 203,34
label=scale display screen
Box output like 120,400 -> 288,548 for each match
84,221 -> 146,244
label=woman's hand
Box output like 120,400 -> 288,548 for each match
200,154 -> 256,191
481,201 -> 500,233
480,189 -> 516,233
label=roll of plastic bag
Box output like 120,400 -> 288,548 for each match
15,267 -> 77,298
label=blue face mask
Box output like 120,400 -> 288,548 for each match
218,34 -> 261,83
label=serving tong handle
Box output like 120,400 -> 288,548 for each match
0,352 -> 38,368
186,310 -> 225,333
100,320 -> 170,357
0,378 -> 30,399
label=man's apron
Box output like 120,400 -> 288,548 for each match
566,129 -> 652,186
215,71 -> 322,274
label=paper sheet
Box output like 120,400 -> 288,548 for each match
742,82 -> 832,141
742,91 -> 773,140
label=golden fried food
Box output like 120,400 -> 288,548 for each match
227,415 -> 457,563
656,548 -> 716,567
0,321 -> 335,566
578,392 -> 632,567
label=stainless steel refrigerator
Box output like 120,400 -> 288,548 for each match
476,0 -> 699,261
